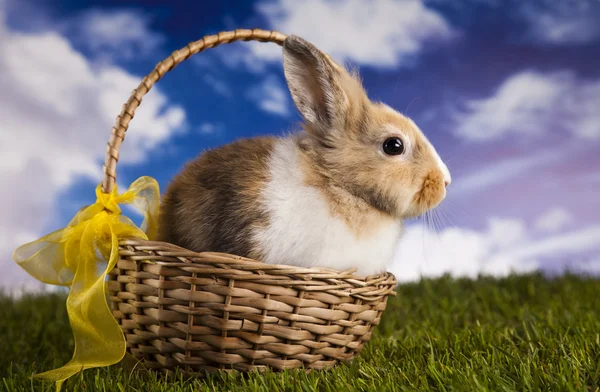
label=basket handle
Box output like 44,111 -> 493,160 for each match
101,28 -> 288,193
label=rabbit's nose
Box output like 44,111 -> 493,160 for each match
444,180 -> 450,188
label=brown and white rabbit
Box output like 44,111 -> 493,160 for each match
157,35 -> 451,276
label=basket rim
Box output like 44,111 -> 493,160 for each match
118,237 -> 397,289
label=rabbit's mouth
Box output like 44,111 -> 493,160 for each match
408,170 -> 447,217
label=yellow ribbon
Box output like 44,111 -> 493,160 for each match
12,176 -> 160,390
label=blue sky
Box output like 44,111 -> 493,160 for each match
1,0 -> 599,291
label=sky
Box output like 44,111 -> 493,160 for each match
1,0 -> 599,292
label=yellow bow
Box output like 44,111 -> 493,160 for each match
12,176 -> 160,390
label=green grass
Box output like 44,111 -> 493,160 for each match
2,273 -> 599,391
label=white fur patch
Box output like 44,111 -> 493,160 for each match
427,141 -> 451,186
254,137 -> 402,276
407,116 -> 451,186
383,106 -> 451,186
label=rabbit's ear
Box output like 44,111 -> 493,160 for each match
282,36 -> 352,132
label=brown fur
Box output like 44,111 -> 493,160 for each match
297,135 -> 395,237
157,137 -> 276,260
158,35 -> 448,260
291,64 -> 447,224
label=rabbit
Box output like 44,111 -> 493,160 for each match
157,35 -> 451,277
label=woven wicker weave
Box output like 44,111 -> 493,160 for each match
106,28 -> 397,374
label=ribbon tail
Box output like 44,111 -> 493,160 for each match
12,228 -> 76,286
126,176 -> 161,240
34,218 -> 126,389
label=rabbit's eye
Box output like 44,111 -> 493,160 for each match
383,137 -> 405,155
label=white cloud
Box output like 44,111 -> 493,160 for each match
0,6 -> 186,292
203,0 -> 456,118
391,219 -> 534,282
247,75 -> 290,116
61,8 -> 165,60
519,2 -> 600,45
535,207 -> 573,233
455,71 -> 600,142
493,226 -> 600,265
391,215 -> 600,282
486,217 -> 528,249
218,42 -> 271,74
571,257 -> 600,275
197,122 -> 224,136
451,148 -> 563,196
199,123 -> 217,134
425,0 -> 499,7
456,71 -> 563,141
218,0 -> 456,71
203,74 -> 232,98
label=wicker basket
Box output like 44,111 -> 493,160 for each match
105,29 -> 397,374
